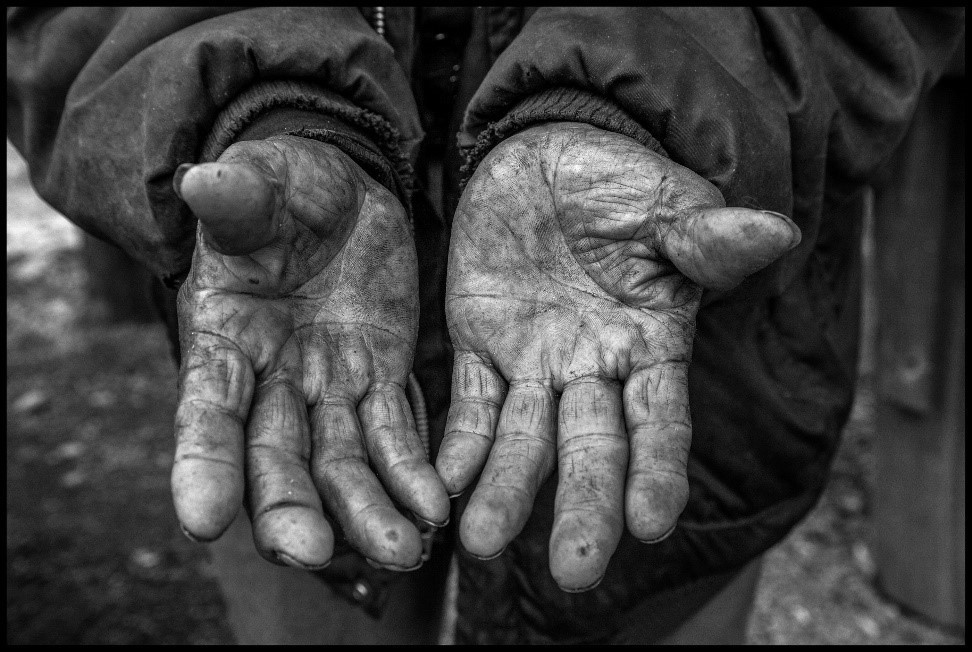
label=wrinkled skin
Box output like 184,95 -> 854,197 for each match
438,122 -> 800,591
171,135 -> 449,572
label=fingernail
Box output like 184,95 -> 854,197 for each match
762,210 -> 801,249
172,163 -> 195,199
274,551 -> 331,571
637,524 -> 677,545
415,514 -> 450,528
366,557 -> 423,572
468,545 -> 506,561
788,226 -> 802,250
179,522 -> 203,543
394,560 -> 424,572
560,574 -> 605,594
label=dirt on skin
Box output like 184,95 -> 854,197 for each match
6,141 -> 964,644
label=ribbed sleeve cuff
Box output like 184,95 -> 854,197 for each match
200,80 -> 414,209
459,87 -> 668,188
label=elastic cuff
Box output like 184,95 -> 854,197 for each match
459,87 -> 668,189
199,80 -> 414,210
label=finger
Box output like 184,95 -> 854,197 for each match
623,362 -> 692,543
549,377 -> 627,592
662,207 -> 802,291
311,399 -> 424,570
360,382 -> 450,526
246,377 -> 334,569
174,161 -> 277,256
171,334 -> 252,541
436,352 -> 507,497
459,380 -> 556,559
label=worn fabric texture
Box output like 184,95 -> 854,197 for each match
6,5 -> 964,644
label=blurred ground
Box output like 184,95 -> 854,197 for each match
6,140 -> 964,645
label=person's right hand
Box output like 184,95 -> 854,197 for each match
171,135 -> 449,571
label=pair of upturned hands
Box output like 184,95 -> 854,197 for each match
170,122 -> 800,592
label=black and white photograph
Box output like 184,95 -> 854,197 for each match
7,6 -> 965,645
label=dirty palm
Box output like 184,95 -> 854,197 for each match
172,136 -> 448,572
439,122 -> 799,590
170,121 -> 799,590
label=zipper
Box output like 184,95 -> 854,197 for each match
370,6 -> 386,38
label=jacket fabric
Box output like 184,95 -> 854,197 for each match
7,6 -> 964,644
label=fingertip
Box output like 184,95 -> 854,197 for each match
349,506 -> 424,569
550,544 -> 606,593
373,519 -> 425,569
624,476 -> 688,544
377,456 -> 452,529
173,506 -> 238,543
458,495 -> 515,560
752,209 -> 801,251
171,459 -> 243,542
410,466 -> 452,527
434,441 -> 480,497
758,211 -> 802,250
727,207 -> 801,263
433,457 -> 459,494
668,206 -> 802,290
253,506 -> 335,569
175,512 -> 236,543
429,488 -> 452,528
172,163 -> 194,200
549,514 -> 618,593
177,162 -> 277,255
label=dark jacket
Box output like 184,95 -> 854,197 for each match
7,6 -> 964,644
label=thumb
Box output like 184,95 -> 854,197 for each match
174,162 -> 278,256
660,207 -> 801,291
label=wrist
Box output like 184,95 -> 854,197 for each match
201,80 -> 413,212
459,87 -> 667,190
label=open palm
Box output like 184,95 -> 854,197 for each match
438,122 -> 800,591
172,136 -> 448,572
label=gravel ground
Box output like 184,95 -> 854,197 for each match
6,141 -> 964,645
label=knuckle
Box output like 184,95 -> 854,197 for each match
447,401 -> 499,434
441,427 -> 494,446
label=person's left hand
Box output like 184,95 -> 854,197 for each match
437,122 -> 800,591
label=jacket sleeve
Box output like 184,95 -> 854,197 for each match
6,7 -> 422,287
458,7 -> 964,292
